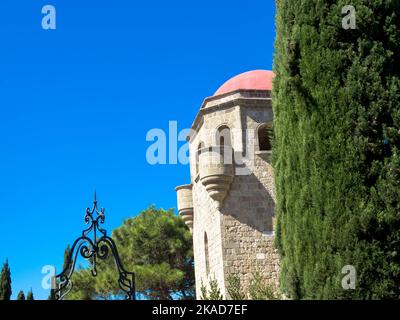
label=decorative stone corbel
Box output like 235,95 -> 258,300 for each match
199,146 -> 234,209
175,184 -> 194,232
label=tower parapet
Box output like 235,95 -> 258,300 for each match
176,70 -> 280,298
175,184 -> 194,232
199,146 -> 234,209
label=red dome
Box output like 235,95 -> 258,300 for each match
214,70 -> 274,96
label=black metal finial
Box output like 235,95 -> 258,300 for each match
54,194 -> 136,300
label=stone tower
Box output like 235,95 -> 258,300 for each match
176,70 -> 280,299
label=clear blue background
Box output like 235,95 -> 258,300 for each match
0,0 -> 276,299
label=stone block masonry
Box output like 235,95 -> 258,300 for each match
176,70 -> 280,299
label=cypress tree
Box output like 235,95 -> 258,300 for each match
273,0 -> 400,299
47,244 -> 71,300
62,245 -> 72,274
48,288 -> 56,300
26,289 -> 34,300
17,291 -> 25,300
0,259 -> 12,300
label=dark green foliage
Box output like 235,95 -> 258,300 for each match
17,290 -> 25,300
67,268 -> 96,300
62,245 -> 72,274
207,278 -> 223,300
226,273 -> 280,300
273,0 -> 400,299
266,124 -> 275,148
248,272 -> 280,300
0,259 -> 12,300
48,289 -> 55,300
200,282 -> 207,300
200,278 -> 223,300
226,274 -> 245,300
111,206 -> 194,300
26,289 -> 34,300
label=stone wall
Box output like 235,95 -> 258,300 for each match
190,102 -> 241,298
183,90 -> 280,299
219,103 -> 279,297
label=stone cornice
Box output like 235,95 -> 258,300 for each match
187,89 -> 272,142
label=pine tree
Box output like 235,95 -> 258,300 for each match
26,289 -> 34,300
17,291 -> 25,300
66,206 -> 194,300
0,259 -> 12,300
273,0 -> 400,299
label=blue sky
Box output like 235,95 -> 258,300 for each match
0,0 -> 276,299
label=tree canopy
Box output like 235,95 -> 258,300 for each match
273,0 -> 400,299
0,259 -> 12,300
26,289 -> 34,300
17,290 -> 25,300
67,206 -> 194,300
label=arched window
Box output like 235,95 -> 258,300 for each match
196,142 -> 204,176
258,124 -> 272,151
216,126 -> 232,164
204,232 -> 210,276
216,125 -> 231,147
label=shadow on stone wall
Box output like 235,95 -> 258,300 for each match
220,172 -> 274,233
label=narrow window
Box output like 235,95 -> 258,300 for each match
196,142 -> 204,176
220,135 -> 225,147
216,126 -> 232,164
216,125 -> 231,147
204,232 -> 210,276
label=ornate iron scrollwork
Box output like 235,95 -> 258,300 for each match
54,192 -> 135,300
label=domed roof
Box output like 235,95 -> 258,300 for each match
214,70 -> 274,96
